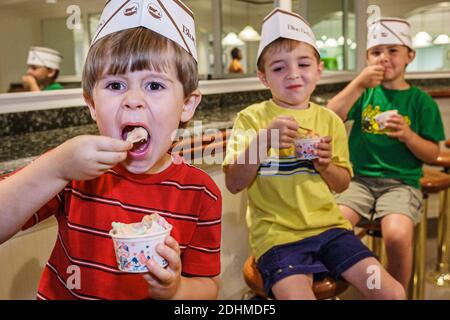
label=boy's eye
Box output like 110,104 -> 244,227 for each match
272,66 -> 284,72
299,63 -> 310,67
106,82 -> 124,90
147,82 -> 165,90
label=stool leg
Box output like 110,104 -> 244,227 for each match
372,237 -> 386,266
409,194 -> 428,300
427,187 -> 450,286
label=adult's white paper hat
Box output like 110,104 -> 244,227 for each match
91,0 -> 197,61
27,47 -> 62,70
367,18 -> 413,50
257,8 -> 319,63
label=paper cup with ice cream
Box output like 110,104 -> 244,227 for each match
374,110 -> 398,130
109,214 -> 173,273
294,128 -> 321,160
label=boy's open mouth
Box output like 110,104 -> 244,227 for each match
122,125 -> 151,155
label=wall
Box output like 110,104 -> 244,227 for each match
0,7 -> 36,93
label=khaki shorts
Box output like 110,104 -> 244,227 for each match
335,175 -> 423,225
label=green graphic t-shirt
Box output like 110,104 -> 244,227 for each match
347,85 -> 445,188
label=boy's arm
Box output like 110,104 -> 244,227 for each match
385,114 -> 440,164
317,163 -> 351,193
313,136 -> 351,193
0,135 -> 131,244
327,65 -> 384,120
225,116 -> 299,194
225,130 -> 268,194
171,276 -> 220,300
0,152 -> 69,243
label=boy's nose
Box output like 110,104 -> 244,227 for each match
123,90 -> 145,109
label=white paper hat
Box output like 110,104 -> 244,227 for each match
91,0 -> 197,62
367,18 -> 413,50
27,46 -> 62,70
257,8 -> 319,63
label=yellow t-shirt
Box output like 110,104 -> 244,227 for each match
223,99 -> 353,259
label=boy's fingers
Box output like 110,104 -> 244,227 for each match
96,136 -> 133,152
320,136 -> 332,143
97,151 -> 128,165
145,260 -> 171,284
156,244 -> 181,271
164,236 -> 181,256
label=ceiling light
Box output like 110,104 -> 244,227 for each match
222,32 -> 244,46
324,38 -> 338,48
433,34 -> 450,45
238,26 -> 261,41
413,31 -> 432,48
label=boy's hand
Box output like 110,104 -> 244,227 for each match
143,236 -> 182,300
384,114 -> 414,143
53,135 -> 132,182
22,75 -> 39,91
267,116 -> 299,149
312,136 -> 333,172
356,65 -> 385,89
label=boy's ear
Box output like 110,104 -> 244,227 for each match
47,69 -> 56,78
407,49 -> 416,64
317,60 -> 324,78
83,92 -> 97,121
257,70 -> 269,88
181,89 -> 202,122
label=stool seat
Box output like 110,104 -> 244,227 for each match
243,256 -> 349,300
433,150 -> 450,168
421,169 -> 450,194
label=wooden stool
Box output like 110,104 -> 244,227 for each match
242,256 -> 349,300
411,169 -> 450,299
427,151 -> 450,287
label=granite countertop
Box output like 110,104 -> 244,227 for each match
1,83 -> 449,176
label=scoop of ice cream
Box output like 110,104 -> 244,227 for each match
111,214 -> 170,237
126,127 -> 148,144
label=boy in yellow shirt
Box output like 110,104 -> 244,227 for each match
223,9 -> 404,300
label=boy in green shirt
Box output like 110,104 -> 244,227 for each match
328,18 -> 445,290
22,46 -> 64,91
223,9 -> 405,300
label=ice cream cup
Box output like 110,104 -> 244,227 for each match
110,225 -> 173,273
294,137 -> 321,160
374,110 -> 398,130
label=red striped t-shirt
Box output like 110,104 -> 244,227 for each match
20,160 -> 222,300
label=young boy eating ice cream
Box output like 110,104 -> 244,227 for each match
0,0 -> 221,300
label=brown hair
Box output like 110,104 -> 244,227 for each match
257,38 -> 320,72
82,27 -> 198,98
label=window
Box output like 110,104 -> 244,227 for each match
308,0 -> 356,71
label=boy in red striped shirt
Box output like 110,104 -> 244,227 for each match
0,0 -> 221,300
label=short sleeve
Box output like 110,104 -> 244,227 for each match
347,91 -> 365,121
0,168 -> 60,231
222,112 -> 258,167
417,95 -> 446,143
181,192 -> 222,277
331,115 -> 353,176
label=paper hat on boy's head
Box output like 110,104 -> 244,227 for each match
27,47 -> 62,70
367,18 -> 413,50
257,8 -> 319,63
91,0 -> 197,62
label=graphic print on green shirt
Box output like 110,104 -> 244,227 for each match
361,104 -> 411,134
